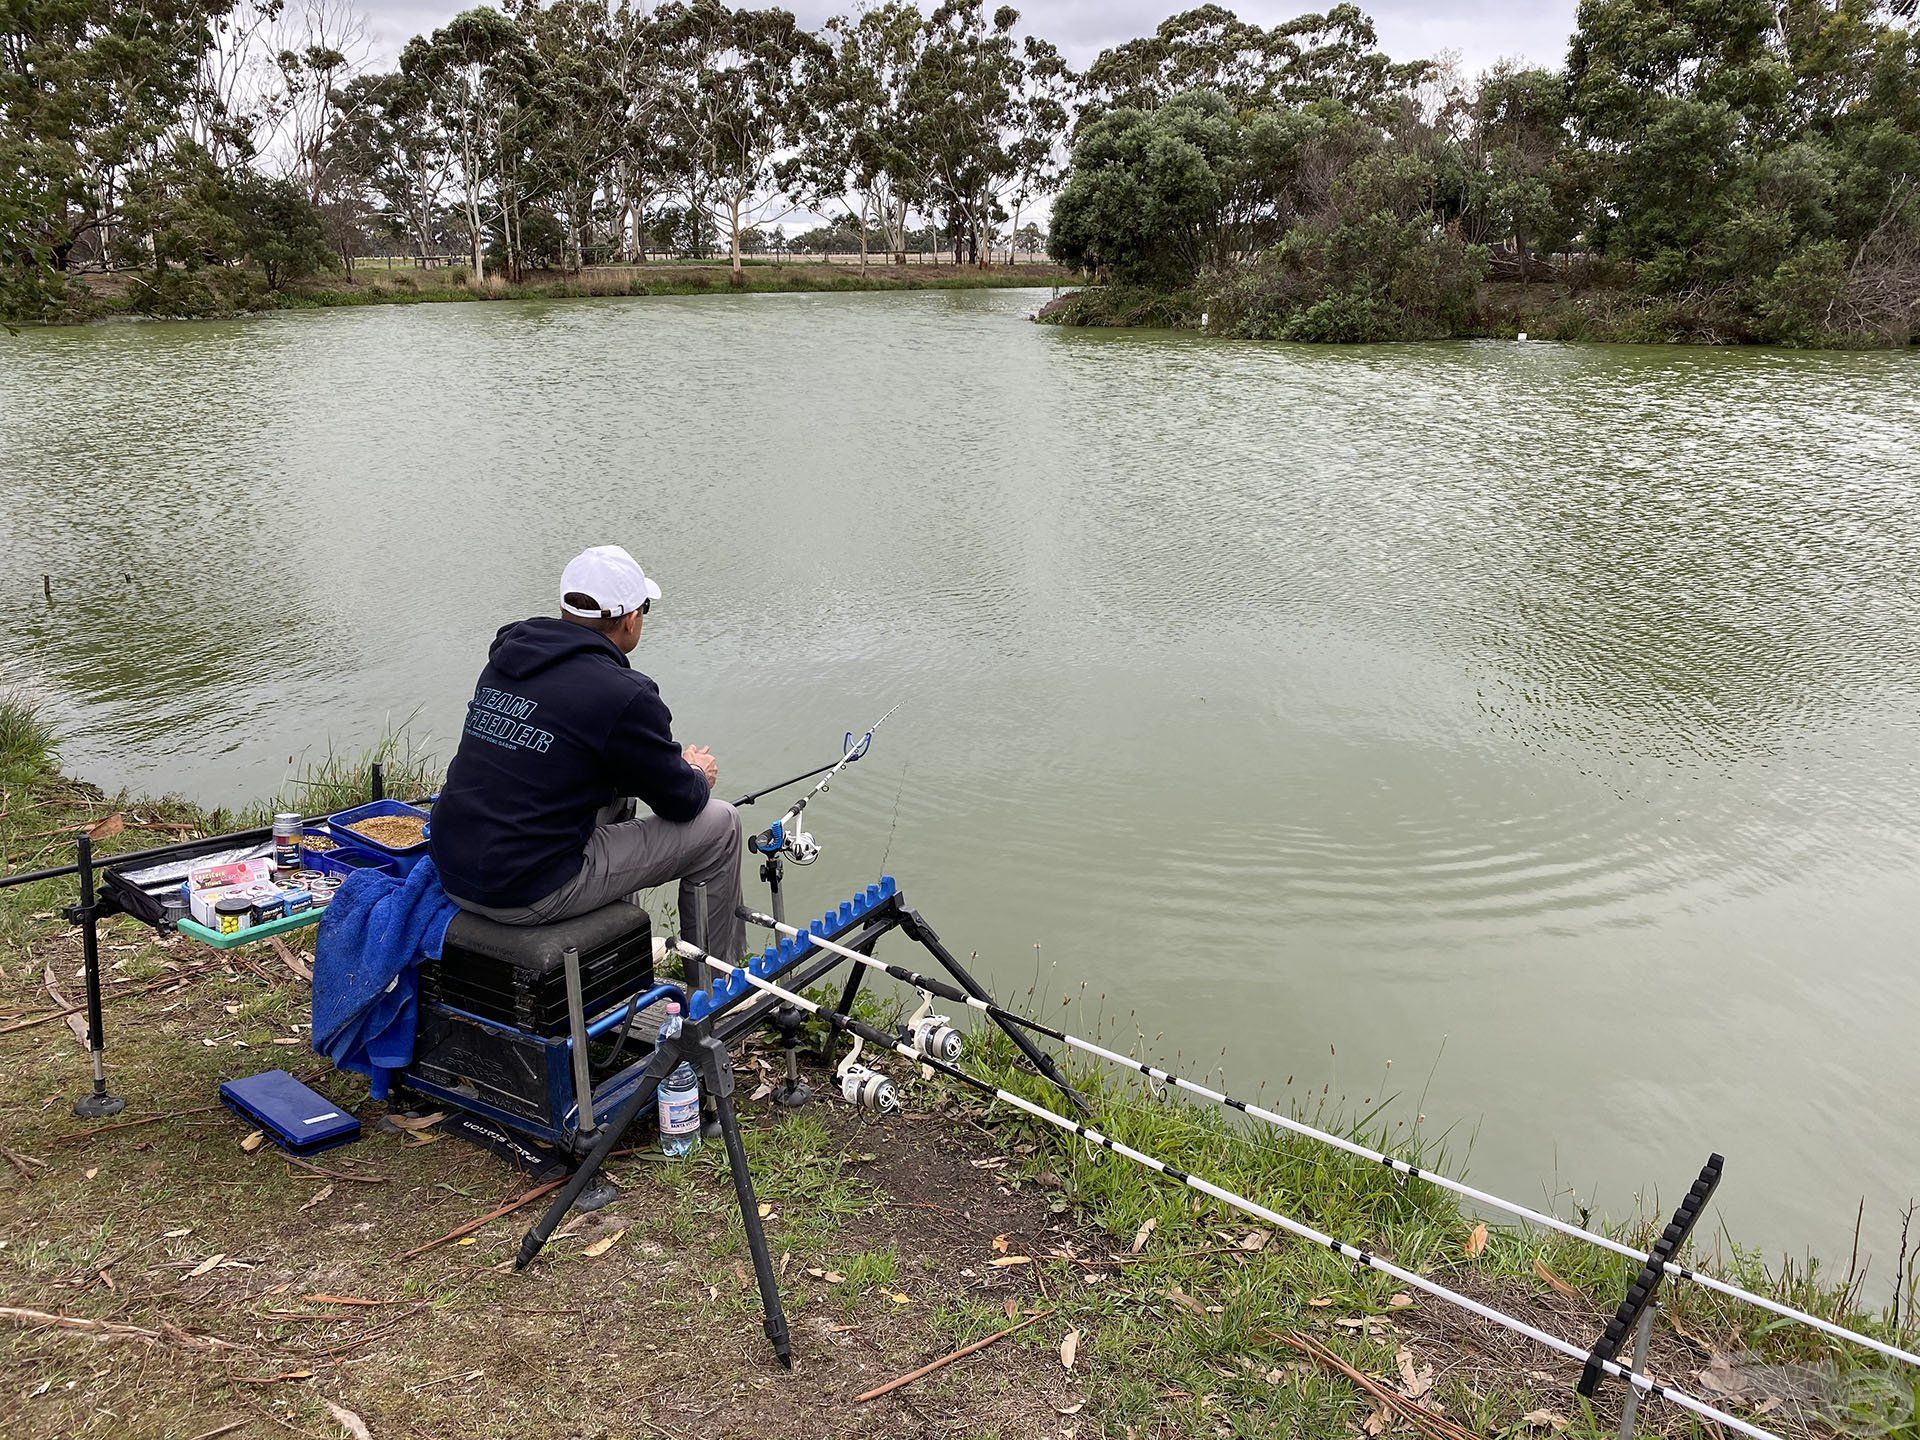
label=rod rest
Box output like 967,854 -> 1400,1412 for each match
1577,1153 -> 1724,1397
685,876 -> 897,1021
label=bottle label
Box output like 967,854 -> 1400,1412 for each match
660,1089 -> 701,1136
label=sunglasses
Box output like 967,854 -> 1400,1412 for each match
640,599 -> 651,616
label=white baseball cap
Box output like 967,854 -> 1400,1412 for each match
560,545 -> 662,619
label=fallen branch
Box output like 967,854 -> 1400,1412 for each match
394,1179 -> 566,1261
2,1146 -> 48,1180
1278,1330 -> 1485,1440
0,1306 -> 248,1353
10,960 -> 227,1038
282,1153 -> 387,1186
49,1103 -> 225,1146
855,1309 -> 1051,1403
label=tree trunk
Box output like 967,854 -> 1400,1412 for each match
468,199 -> 485,284
859,196 -> 869,276
729,197 -> 744,285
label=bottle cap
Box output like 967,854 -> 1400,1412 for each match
665,1001 -> 681,1014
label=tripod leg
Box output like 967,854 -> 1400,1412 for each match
817,959 -> 868,1067
517,1044 -> 677,1269
713,1081 -> 791,1367
899,907 -> 1088,1114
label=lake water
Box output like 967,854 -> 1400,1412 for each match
3,289 -> 1917,1272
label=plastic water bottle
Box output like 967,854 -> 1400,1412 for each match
656,1003 -> 700,1157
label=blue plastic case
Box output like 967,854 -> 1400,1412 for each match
219,1069 -> 362,1155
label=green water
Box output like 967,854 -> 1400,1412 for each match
4,290 -> 1917,1270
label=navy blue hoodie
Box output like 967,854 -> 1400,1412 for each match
429,617 -> 709,908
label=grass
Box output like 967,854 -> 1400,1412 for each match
57,260 -> 1074,325
1039,279 -> 1919,348
2,695 -> 1916,1439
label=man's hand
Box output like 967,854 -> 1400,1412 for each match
683,744 -> 717,787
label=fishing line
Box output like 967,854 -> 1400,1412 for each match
739,909 -> 1920,1373
678,936 -> 1788,1440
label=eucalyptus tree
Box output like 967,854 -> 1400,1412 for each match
327,70 -> 454,264
1470,64 -> 1577,276
896,1 -> 1071,265
1,0 -> 239,300
400,7 -> 531,281
653,0 -> 823,281
515,0 -> 632,269
608,1 -> 672,262
1077,4 -> 1430,127
788,2 -> 924,268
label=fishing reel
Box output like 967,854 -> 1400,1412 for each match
834,1032 -> 900,1114
906,993 -> 964,1067
748,818 -> 820,865
908,1013 -> 964,1065
838,1063 -> 899,1113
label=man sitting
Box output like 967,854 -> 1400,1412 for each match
429,544 -> 743,962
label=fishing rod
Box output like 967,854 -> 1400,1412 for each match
740,909 -> 1920,1373
732,760 -> 846,809
745,704 -> 899,867
675,935 -> 1787,1440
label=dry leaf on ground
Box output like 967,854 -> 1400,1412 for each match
1130,1218 -> 1156,1253
1394,1346 -> 1433,1400
1465,1222 -> 1488,1257
1522,1409 -> 1569,1431
1165,1287 -> 1210,1319
581,1228 -> 626,1258
1061,1329 -> 1080,1371
989,1255 -> 1031,1268
1533,1258 -> 1583,1299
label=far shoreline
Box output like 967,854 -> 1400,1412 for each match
29,260 -> 1076,328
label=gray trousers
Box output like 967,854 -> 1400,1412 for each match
452,797 -> 746,963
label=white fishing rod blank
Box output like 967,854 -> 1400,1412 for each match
739,908 -> 1920,1373
678,937 -> 1786,1440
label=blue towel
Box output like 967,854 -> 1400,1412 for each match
311,856 -> 460,1101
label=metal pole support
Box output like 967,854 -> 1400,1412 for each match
1616,1301 -> 1657,1440
562,944 -> 595,1138
71,834 -> 124,1119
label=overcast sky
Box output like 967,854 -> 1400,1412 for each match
359,1 -> 1582,79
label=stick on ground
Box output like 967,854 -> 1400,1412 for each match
855,1310 -> 1052,1403
394,1179 -> 566,1262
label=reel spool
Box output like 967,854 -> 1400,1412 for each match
909,1013 -> 964,1064
834,1031 -> 899,1114
838,1063 -> 899,1113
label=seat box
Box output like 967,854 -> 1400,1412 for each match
425,901 -> 655,1036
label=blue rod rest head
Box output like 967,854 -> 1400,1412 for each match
688,991 -> 710,1021
838,900 -> 854,926
809,918 -> 825,937
866,883 -> 881,906
880,875 -> 896,898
